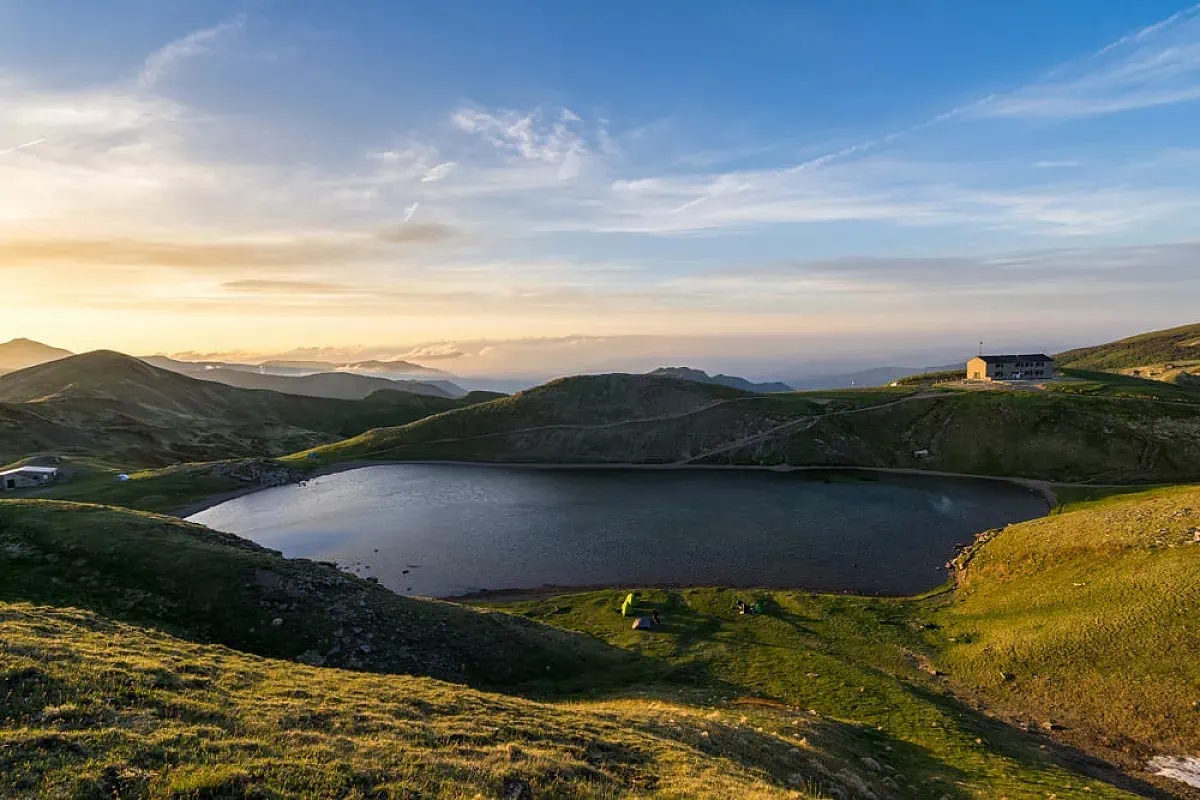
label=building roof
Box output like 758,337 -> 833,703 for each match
971,354 -> 1053,364
0,465 -> 59,477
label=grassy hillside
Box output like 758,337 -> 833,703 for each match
9,457 -> 303,515
2,603 -> 885,800
1056,322 -> 1200,370
0,500 -> 640,691
933,485 -> 1200,776
710,390 -> 1200,483
0,351 -> 490,467
484,487 -> 1200,797
292,375 -> 1200,484
2,497 -> 1163,799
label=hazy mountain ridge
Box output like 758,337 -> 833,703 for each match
649,366 -> 792,393
0,351 -> 490,466
785,363 -> 964,390
144,355 -> 464,399
0,337 -> 72,373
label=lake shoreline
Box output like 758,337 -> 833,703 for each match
183,462 -> 1055,599
175,460 -> 1059,518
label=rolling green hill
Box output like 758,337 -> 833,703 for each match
934,485 -> 1200,779
0,351 -> 494,467
0,500 -> 635,690
706,389 -> 1200,483
1056,322 -> 1200,371
293,374 -> 1200,484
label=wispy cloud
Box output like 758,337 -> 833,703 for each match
452,106 -> 595,179
0,138 -> 46,155
973,4 -> 1200,119
138,15 -> 247,88
421,162 -> 456,182
0,227 -> 456,272
222,279 -> 358,294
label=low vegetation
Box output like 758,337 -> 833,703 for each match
935,485 -> 1200,774
1056,322 -> 1200,371
1,604 -> 837,800
892,369 -> 966,386
1045,369 -> 1200,404
705,389 -> 1200,483
0,501 -> 636,690
6,494 -> 1181,798
292,376 -> 1200,484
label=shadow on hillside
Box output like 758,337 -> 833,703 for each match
517,588 -> 1174,798
898,681 -> 1171,799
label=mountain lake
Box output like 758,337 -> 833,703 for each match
188,464 -> 1049,598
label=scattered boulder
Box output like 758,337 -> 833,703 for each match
502,777 -> 533,800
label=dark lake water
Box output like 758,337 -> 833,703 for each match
187,465 -> 1047,597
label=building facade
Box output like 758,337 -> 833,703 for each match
0,465 -> 59,491
966,354 -> 1055,382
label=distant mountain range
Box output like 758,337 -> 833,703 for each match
143,356 -> 463,400
0,351 -> 498,467
648,367 -> 792,393
784,364 -> 963,391
0,338 -> 72,373
0,340 -> 466,400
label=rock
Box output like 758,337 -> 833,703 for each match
861,756 -> 882,772
271,617 -> 283,627
502,777 -> 533,800
295,649 -> 325,667
1042,721 -> 1065,732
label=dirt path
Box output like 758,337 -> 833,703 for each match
677,391 -> 939,464
374,391 -> 934,454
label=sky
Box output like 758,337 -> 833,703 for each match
3,1 -> 1200,377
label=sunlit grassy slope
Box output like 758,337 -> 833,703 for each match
1,604 -> 836,800
934,485 -> 1200,760
5,485 -> 1199,796
1056,321 -> 1200,370
1,496 -> 1162,798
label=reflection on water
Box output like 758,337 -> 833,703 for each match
188,465 -> 1047,597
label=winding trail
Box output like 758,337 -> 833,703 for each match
375,391 -> 939,456
677,391 -> 939,464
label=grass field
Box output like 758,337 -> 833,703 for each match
934,485 -> 1200,768
1,604 -> 837,800
1056,322 -> 1200,371
7,489 -> 1200,796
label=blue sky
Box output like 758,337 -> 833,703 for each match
2,1 -> 1200,375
